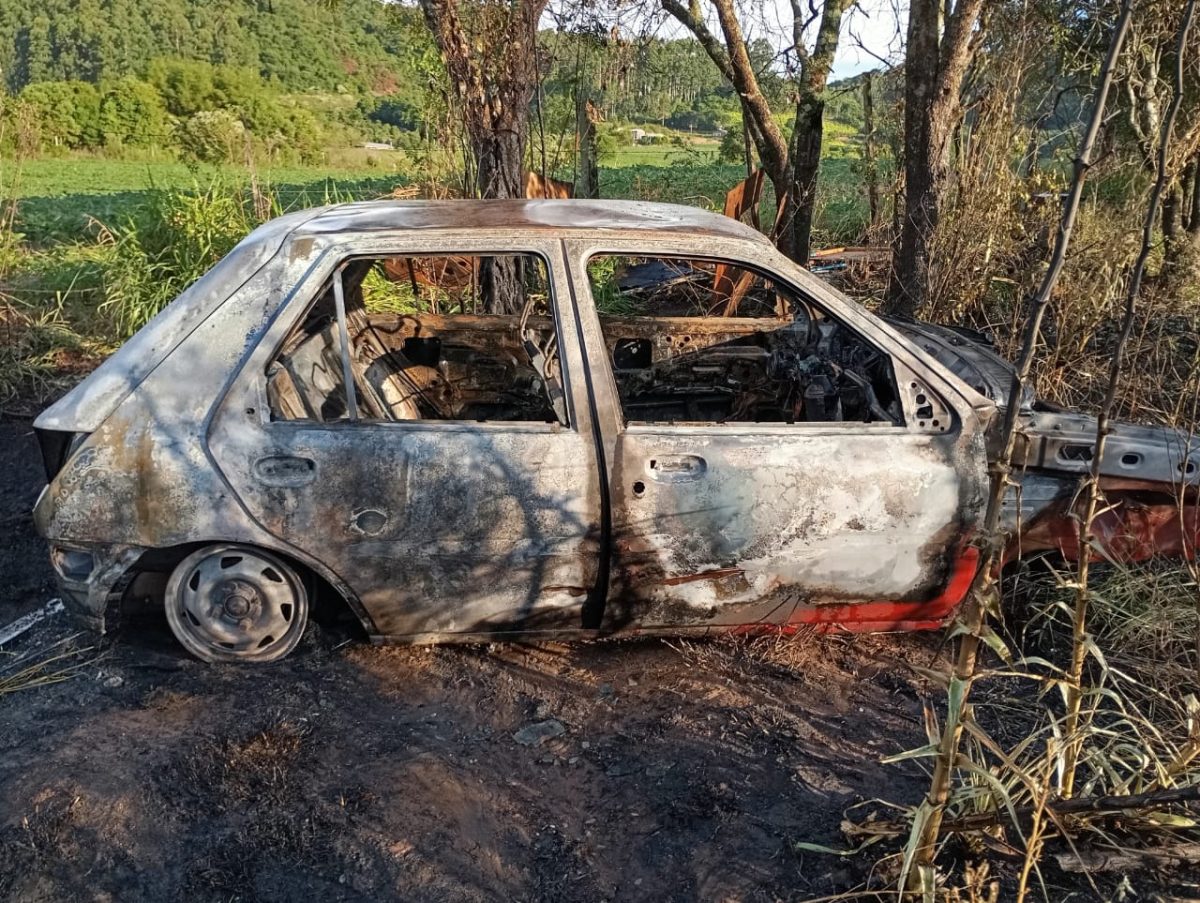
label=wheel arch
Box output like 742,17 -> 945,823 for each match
118,537 -> 378,637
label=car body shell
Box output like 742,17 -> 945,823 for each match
31,200 -> 1200,642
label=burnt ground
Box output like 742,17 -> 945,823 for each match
0,417 -> 1194,902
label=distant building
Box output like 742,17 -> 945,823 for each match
629,129 -> 663,145
361,142 -> 395,151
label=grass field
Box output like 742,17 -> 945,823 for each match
7,131 -> 871,246
6,157 -> 874,248
8,157 -> 408,244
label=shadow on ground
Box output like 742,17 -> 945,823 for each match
0,418 -> 935,901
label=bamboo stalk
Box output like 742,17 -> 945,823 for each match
1062,0 -> 1197,799
903,2 -> 1135,890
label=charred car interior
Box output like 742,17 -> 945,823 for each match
267,253 -> 567,425
587,255 -> 903,425
265,249 -> 906,429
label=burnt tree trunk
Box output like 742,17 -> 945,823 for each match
1163,182 -> 1182,242
782,0 -> 848,264
475,127 -> 526,200
420,0 -> 546,312
789,97 -> 823,264
886,0 -> 986,318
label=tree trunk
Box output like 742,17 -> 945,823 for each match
661,0 -> 848,265
474,125 -> 525,200
862,72 -> 881,230
419,0 -> 546,312
788,95 -> 824,263
575,97 -> 600,200
886,0 -> 986,318
888,0 -> 940,317
781,0 -> 848,264
1165,156 -> 1200,285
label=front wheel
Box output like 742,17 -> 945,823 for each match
165,544 -> 309,663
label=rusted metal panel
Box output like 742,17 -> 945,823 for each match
294,199 -> 772,243
561,235 -> 992,633
208,235 -> 604,637
1007,479 -> 1199,564
599,428 -> 984,631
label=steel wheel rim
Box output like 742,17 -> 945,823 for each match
166,546 -> 307,662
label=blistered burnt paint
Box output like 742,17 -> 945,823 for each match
601,423 -> 988,632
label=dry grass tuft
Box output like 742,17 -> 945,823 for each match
0,636 -> 98,696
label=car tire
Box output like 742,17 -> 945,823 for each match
165,544 -> 309,663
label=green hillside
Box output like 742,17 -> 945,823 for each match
0,0 -> 422,94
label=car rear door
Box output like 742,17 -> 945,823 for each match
209,234 -> 604,640
564,236 -> 989,634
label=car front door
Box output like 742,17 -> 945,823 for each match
565,237 -> 989,634
210,235 -> 603,640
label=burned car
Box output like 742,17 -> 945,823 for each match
33,200 -> 1200,662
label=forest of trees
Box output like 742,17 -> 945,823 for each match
0,0 -> 818,165
0,0 -> 408,93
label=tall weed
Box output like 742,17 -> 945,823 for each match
99,183 -> 270,337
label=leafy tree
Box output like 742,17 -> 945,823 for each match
176,109 -> 247,163
99,77 -> 170,147
21,80 -> 102,149
24,15 -> 55,84
146,58 -> 218,116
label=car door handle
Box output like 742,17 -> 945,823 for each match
649,455 -> 707,483
253,455 -> 317,487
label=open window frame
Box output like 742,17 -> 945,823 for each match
566,237 -> 963,438
582,251 -> 906,430
262,247 -> 574,432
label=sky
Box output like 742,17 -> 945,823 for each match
831,0 -> 905,80
546,0 -> 908,83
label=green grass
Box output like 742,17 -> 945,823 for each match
604,144 -> 720,168
6,157 -> 408,244
11,156 -> 399,198
0,141 -> 876,404
6,147 -> 874,248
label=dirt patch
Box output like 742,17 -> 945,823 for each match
0,604 -> 941,901
0,419 -> 57,623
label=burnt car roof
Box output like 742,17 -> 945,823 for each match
291,199 -> 772,243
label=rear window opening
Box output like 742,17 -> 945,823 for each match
266,253 -> 567,426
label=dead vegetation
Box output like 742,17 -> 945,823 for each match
807,3 -> 1200,896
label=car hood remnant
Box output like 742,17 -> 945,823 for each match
888,318 -> 1196,491
886,319 -> 1035,411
